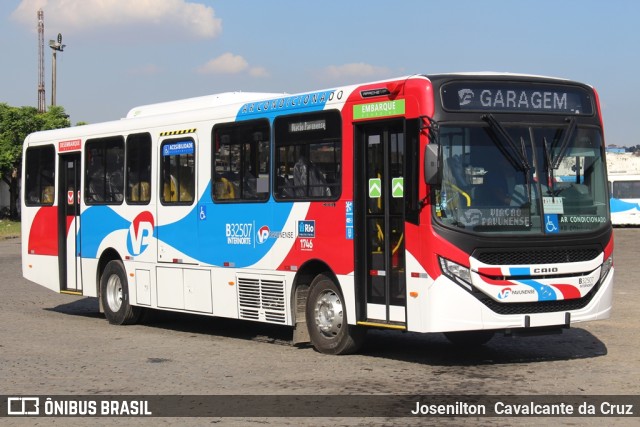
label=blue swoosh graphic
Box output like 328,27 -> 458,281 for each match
610,198 -> 640,213
156,184 -> 295,266
80,206 -> 131,258
509,267 -> 557,301
80,183 -> 297,267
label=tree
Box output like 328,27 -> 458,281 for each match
0,104 -> 70,218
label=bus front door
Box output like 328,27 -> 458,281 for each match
58,152 -> 82,293
355,120 -> 407,327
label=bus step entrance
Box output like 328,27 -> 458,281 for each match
357,320 -> 406,330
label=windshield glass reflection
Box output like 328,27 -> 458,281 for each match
435,123 -> 608,234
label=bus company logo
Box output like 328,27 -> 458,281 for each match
297,220 -> 315,238
459,209 -> 482,226
257,226 -> 270,244
497,287 -> 512,300
127,211 -> 154,256
458,89 -> 475,106
257,226 -> 295,244
498,288 -> 537,299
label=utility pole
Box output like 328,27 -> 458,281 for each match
49,33 -> 65,106
37,9 -> 45,113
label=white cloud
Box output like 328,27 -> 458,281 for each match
11,0 -> 222,40
196,53 -> 269,77
249,67 -> 269,78
322,62 -> 393,80
197,53 -> 248,74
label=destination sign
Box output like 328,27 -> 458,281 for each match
441,82 -> 593,115
289,120 -> 326,133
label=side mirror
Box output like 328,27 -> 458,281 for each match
424,143 -> 440,185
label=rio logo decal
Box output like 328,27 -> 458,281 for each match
127,211 -> 155,256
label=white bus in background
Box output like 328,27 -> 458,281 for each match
609,174 -> 640,226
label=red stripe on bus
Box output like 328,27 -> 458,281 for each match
28,207 -> 58,256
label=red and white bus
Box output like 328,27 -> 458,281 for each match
22,73 -> 613,354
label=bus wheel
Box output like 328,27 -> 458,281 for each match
443,330 -> 494,347
100,260 -> 142,325
305,273 -> 365,355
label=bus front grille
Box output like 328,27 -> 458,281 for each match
474,247 -> 600,265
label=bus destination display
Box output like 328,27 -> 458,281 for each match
441,81 -> 593,115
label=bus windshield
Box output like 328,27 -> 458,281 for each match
435,122 -> 609,234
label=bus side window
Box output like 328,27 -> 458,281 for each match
273,110 -> 341,201
614,180 -> 640,199
126,133 -> 152,204
160,138 -> 195,205
212,119 -> 270,203
85,136 -> 125,205
25,145 -> 55,206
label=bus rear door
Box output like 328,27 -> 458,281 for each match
58,152 -> 82,293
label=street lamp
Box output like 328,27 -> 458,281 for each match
49,33 -> 66,106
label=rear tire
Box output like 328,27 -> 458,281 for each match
305,273 -> 366,355
100,260 -> 142,325
443,330 -> 494,347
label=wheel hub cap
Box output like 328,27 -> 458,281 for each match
314,290 -> 343,337
106,275 -> 123,312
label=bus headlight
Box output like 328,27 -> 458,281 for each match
599,255 -> 613,283
439,257 -> 472,290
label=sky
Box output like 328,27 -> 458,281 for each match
1,0 -> 638,146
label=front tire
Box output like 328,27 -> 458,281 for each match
100,260 -> 142,325
305,273 -> 366,355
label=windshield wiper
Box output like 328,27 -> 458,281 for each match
551,117 -> 577,169
483,114 -> 532,204
482,114 -> 531,172
542,136 -> 555,194
542,117 -> 577,195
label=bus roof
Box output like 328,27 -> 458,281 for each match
24,73 -> 593,146
423,72 -> 593,88
427,71 -> 571,80
125,91 -> 286,119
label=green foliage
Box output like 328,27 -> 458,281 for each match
0,103 -> 70,174
0,103 -> 71,218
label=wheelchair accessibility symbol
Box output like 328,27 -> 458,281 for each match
544,214 -> 559,234
199,205 -> 207,221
